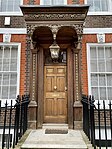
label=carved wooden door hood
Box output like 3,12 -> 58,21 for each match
20,5 -> 89,22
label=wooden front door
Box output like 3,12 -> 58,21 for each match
44,65 -> 67,123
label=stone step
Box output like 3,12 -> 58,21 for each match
21,129 -> 89,149
42,123 -> 68,130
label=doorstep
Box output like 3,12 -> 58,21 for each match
21,129 -> 88,149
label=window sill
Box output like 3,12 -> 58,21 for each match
0,12 -> 23,16
87,12 -> 112,16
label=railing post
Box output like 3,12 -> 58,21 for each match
7,100 -> 13,149
82,95 -> 90,139
103,100 -> 108,148
2,101 -> 8,149
20,97 -> 23,138
97,100 -> 101,149
90,96 -> 96,148
13,96 -> 20,148
109,101 -> 112,148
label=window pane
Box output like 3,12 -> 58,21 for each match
3,74 -> 9,85
91,74 -> 98,86
0,47 -> 3,58
43,0 -> 65,5
98,47 -> 104,59
100,87 -> 106,100
94,0 -> 101,11
2,86 -> 8,99
3,59 -> 10,71
11,46 -> 18,58
1,1 -> 7,11
4,47 -> 10,58
0,74 -> 2,85
1,0 -> 20,12
92,87 -> 99,100
43,0 -> 51,5
0,86 -> 2,99
108,87 -> 112,100
106,59 -> 112,72
0,59 -> 2,71
9,86 -> 16,99
99,74 -> 106,86
105,47 -> 112,59
10,59 -> 17,71
10,74 -> 17,85
90,47 -> 97,59
8,0 -> 13,11
98,60 -> 105,72
88,0 -> 109,11
14,0 -> 20,11
102,0 -> 109,11
53,0 -> 64,5
107,74 -> 112,86
91,60 -> 97,72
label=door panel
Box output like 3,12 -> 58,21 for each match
44,65 -> 67,123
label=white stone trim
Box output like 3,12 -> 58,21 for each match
83,28 -> 112,34
0,12 -> 23,16
87,12 -> 112,16
0,28 -> 27,34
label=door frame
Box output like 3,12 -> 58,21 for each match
37,47 -> 74,129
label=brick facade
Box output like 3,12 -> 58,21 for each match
0,0 -> 112,129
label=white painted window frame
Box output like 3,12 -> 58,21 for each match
0,0 -> 23,16
40,0 -> 67,5
85,0 -> 112,15
0,43 -> 21,106
87,43 -> 112,107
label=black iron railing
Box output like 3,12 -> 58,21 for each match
0,95 -> 29,149
82,95 -> 112,148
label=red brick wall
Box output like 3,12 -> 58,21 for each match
79,0 -> 84,4
81,34 -> 112,95
0,34 -> 3,42
23,0 -> 29,4
68,0 -> 73,4
11,34 -> 26,95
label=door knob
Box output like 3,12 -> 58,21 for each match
65,86 -> 67,91
54,86 -> 57,90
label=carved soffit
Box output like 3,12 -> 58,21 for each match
27,24 -> 83,38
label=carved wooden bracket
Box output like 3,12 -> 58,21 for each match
49,25 -> 61,41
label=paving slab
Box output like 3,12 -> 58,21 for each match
21,129 -> 88,149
